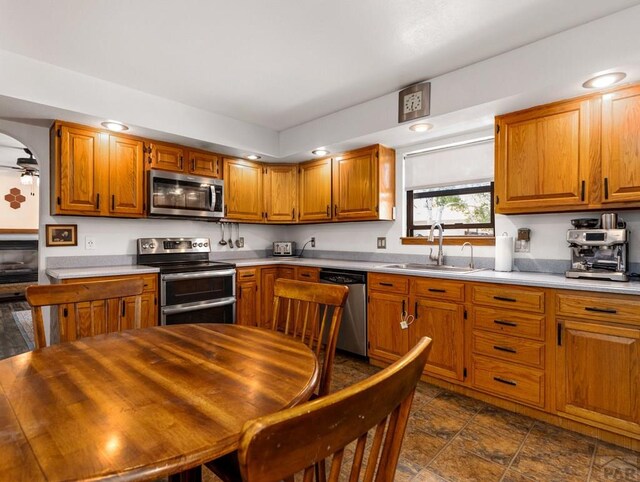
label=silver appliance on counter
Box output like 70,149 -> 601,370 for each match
565,214 -> 629,282
320,268 -> 367,356
272,241 -> 296,257
148,170 -> 224,219
137,237 -> 236,324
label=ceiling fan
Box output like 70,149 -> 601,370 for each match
0,148 -> 40,188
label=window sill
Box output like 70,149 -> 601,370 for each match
401,236 -> 495,246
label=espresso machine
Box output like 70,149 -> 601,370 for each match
566,213 -> 629,282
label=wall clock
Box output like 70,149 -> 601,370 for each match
398,82 -> 431,123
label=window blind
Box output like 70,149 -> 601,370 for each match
405,137 -> 494,190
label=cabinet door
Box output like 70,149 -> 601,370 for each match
260,267 -> 279,329
495,99 -> 589,213
57,124 -> 105,214
109,136 -> 145,216
601,85 -> 640,203
236,280 -> 259,326
556,319 -> 640,435
411,297 -> 465,381
265,165 -> 297,222
367,291 -> 408,363
333,147 -> 378,220
298,158 -> 332,222
223,158 -> 264,221
295,266 -> 320,282
150,143 -> 184,172
187,150 -> 220,178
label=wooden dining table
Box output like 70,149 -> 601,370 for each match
0,323 -> 319,481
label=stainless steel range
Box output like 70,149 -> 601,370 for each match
137,237 -> 236,325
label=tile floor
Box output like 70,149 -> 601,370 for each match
206,352 -> 640,482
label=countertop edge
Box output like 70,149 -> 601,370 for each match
46,266 -> 160,280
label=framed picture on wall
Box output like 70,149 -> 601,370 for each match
45,224 -> 77,247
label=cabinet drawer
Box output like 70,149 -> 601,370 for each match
63,274 -> 157,293
472,331 -> 545,368
412,278 -> 464,302
368,273 -> 409,294
556,293 -> 640,326
472,307 -> 545,340
140,274 -> 157,293
471,284 -> 545,313
236,268 -> 259,281
296,266 -> 320,282
472,355 -> 545,408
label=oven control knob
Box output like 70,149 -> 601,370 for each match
204,242 -> 208,247
149,243 -> 156,249
197,243 -> 202,247
142,243 -> 149,249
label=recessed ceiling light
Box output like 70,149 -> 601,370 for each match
582,72 -> 626,89
312,149 -> 329,156
247,154 -> 261,160
409,123 -> 433,132
101,120 -> 129,132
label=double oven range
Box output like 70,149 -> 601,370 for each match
137,237 -> 235,325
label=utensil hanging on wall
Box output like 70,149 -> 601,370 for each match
235,224 -> 242,248
219,223 -> 227,246
228,222 -> 233,248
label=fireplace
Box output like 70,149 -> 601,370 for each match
0,240 -> 38,301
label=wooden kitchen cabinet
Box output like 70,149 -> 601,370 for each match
295,266 -> 320,282
411,297 -> 465,381
52,122 -> 145,218
236,268 -> 260,327
495,98 -> 590,214
59,273 -> 158,339
367,290 -> 409,363
187,149 -> 220,178
53,123 -> 105,215
601,84 -> 640,204
108,135 -> 145,216
264,164 -> 297,223
298,157 -> 332,222
147,142 -> 184,173
223,158 -> 264,221
332,144 -> 396,221
556,318 -> 640,436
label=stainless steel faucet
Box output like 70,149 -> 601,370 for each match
462,241 -> 474,269
428,222 -> 445,265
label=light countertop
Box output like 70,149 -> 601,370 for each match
46,265 -> 159,280
232,257 -> 640,296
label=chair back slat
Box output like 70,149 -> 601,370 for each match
237,337 -> 432,482
269,279 -> 349,396
25,279 -> 144,349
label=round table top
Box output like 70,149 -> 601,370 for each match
0,323 -> 319,481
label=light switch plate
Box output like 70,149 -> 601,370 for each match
377,237 -> 386,249
85,237 -> 96,250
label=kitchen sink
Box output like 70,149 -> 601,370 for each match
379,263 -> 483,274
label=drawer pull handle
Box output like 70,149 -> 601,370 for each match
493,296 -> 517,303
585,306 -> 617,314
493,376 -> 517,386
301,273 -> 311,278
494,319 -> 517,327
428,288 -> 446,293
493,345 -> 517,354
241,274 -> 254,278
379,282 -> 394,287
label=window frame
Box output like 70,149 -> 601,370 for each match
406,182 -> 495,238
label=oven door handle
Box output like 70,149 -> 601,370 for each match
162,269 -> 236,281
162,297 -> 236,315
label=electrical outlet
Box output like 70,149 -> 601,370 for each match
85,236 -> 96,250
311,237 -> 316,248
238,237 -> 245,248
377,237 -> 386,249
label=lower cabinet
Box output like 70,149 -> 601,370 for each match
59,273 -> 158,341
367,290 -> 409,363
556,318 -> 640,436
236,267 -> 259,327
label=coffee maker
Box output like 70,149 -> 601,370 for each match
565,213 -> 629,282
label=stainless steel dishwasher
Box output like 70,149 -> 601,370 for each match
319,268 -> 367,357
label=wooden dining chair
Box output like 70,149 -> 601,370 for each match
236,336 -> 432,482
270,278 -> 349,397
25,278 -> 145,349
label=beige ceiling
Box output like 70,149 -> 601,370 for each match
0,0 -> 639,130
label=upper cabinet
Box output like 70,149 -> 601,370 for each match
298,157 -> 332,222
333,144 -> 395,221
223,158 -> 264,221
495,83 -> 640,214
52,122 -> 144,218
601,84 -> 640,204
264,165 -> 298,223
148,142 -> 221,179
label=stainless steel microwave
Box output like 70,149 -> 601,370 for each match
148,169 -> 224,219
